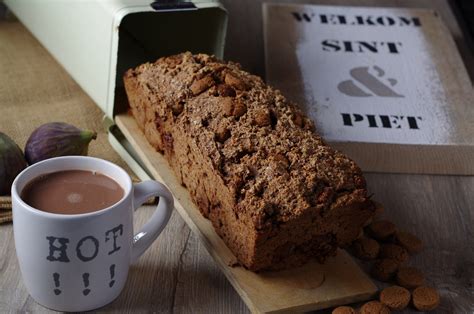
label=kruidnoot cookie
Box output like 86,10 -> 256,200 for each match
351,237 -> 380,260
379,285 -> 411,311
360,300 -> 391,314
372,258 -> 400,282
363,201 -> 384,227
412,286 -> 440,311
395,231 -> 423,254
380,244 -> 410,264
332,305 -> 356,314
396,267 -> 425,289
368,220 -> 397,240
372,200 -> 384,216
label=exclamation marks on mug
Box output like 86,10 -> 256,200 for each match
53,273 -> 61,295
109,264 -> 116,287
82,273 -> 91,296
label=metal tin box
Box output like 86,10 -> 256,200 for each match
5,0 -> 227,178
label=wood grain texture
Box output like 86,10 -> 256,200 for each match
0,0 -> 473,313
116,114 -> 377,313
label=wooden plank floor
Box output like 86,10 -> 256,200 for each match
1,174 -> 472,313
0,0 -> 473,313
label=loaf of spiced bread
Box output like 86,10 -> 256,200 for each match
124,52 -> 374,271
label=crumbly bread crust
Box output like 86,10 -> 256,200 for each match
124,52 -> 374,271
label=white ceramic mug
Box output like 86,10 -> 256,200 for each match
11,156 -> 174,312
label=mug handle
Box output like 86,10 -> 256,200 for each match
131,181 -> 174,263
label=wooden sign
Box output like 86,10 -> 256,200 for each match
264,4 -> 474,174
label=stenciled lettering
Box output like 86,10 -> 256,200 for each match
322,40 -> 402,54
76,236 -> 99,262
46,236 -> 70,262
316,13 -> 421,27
319,14 -> 346,25
291,12 -> 315,22
341,113 -> 422,130
105,224 -> 123,255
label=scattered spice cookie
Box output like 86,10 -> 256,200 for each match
360,300 -> 391,314
380,244 -> 409,264
363,218 -> 373,228
395,231 -> 423,254
412,286 -> 440,311
364,201 -> 383,227
372,200 -> 384,216
363,201 -> 384,227
397,267 -> 425,289
372,258 -> 400,282
332,306 -> 356,314
368,220 -> 397,240
352,237 -> 380,260
380,285 -> 411,311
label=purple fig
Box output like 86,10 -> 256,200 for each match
25,122 -> 97,165
0,132 -> 28,195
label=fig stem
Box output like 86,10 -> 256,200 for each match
81,130 -> 97,141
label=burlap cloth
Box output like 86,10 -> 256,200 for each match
0,19 -> 133,223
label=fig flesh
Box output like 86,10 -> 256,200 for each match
25,122 -> 97,165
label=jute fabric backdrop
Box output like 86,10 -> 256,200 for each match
0,19 -> 132,222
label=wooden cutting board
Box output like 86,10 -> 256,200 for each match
115,114 -> 377,313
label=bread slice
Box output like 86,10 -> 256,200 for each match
124,52 -> 374,271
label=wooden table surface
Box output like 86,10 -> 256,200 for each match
0,0 -> 473,313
